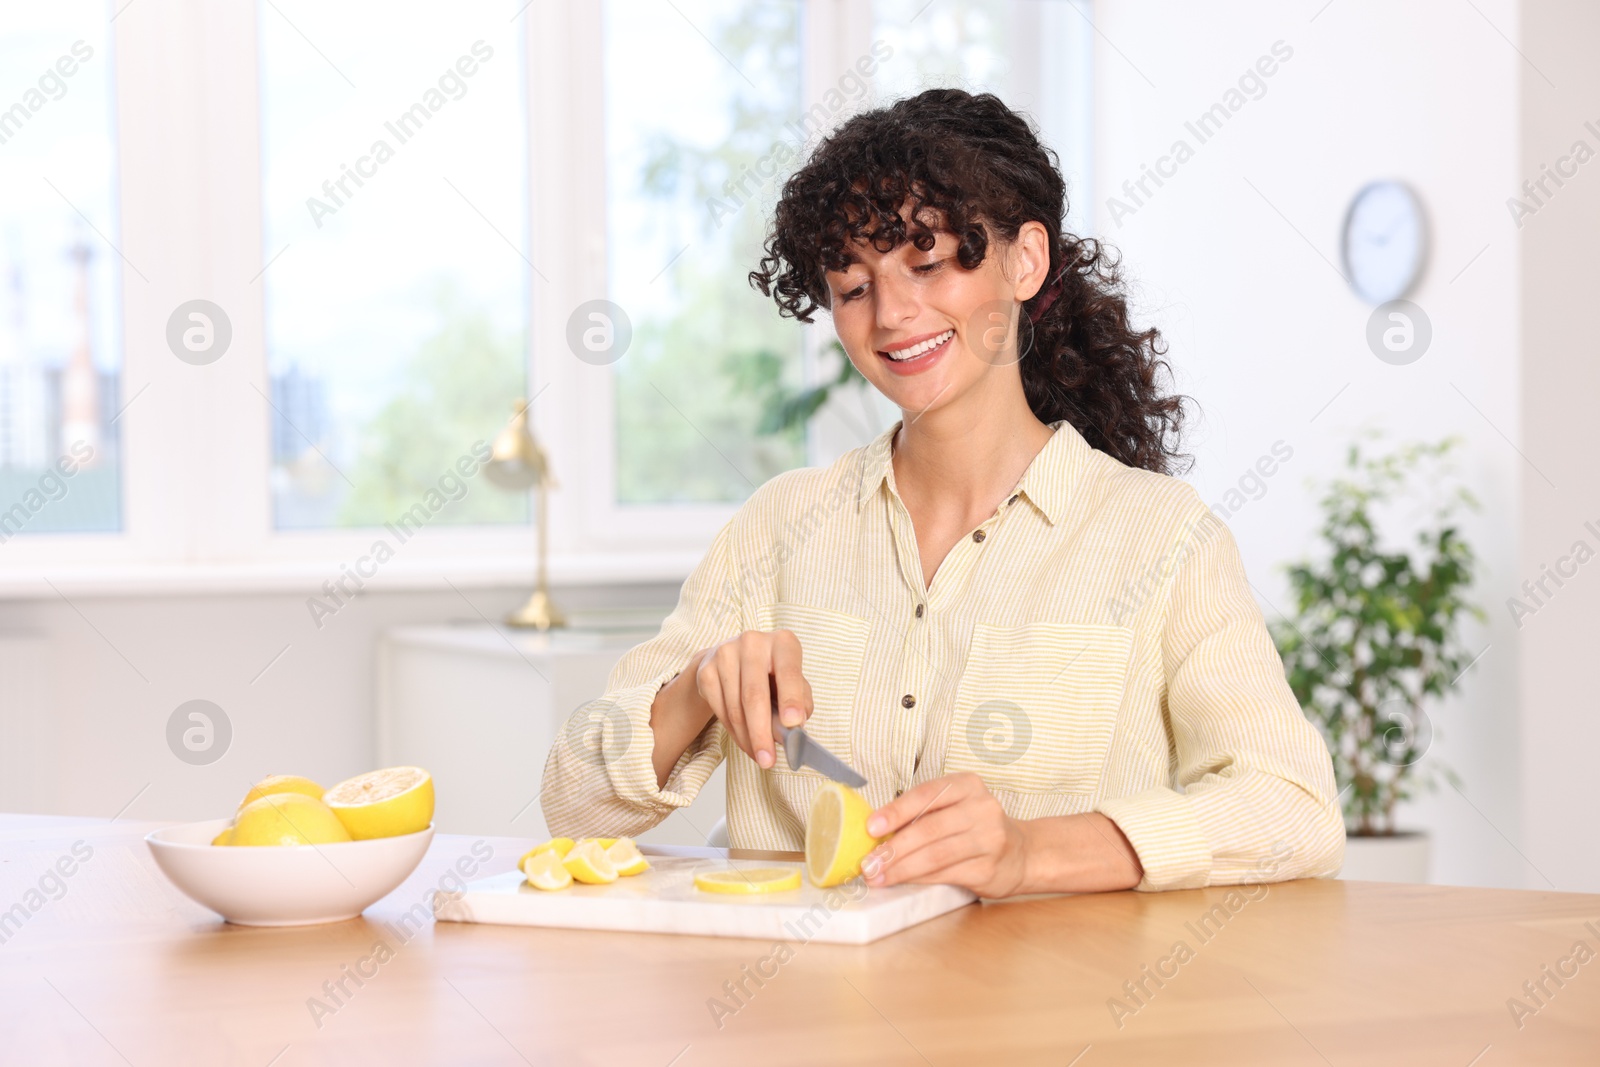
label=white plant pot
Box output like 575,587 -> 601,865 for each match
1337,831 -> 1431,884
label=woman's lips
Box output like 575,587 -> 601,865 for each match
877,329 -> 954,375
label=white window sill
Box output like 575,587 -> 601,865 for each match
0,550 -> 702,599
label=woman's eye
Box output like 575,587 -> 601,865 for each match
913,259 -> 945,276
839,284 -> 867,302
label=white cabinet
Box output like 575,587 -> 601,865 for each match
375,622 -> 726,846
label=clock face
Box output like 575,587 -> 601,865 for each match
1341,181 -> 1427,305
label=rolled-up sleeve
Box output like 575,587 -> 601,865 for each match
539,518 -> 744,839
1096,502 -> 1346,891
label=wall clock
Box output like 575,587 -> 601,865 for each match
1340,180 -> 1428,305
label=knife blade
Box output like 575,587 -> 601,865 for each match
771,712 -> 867,787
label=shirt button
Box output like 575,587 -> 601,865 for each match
972,530 -> 986,543
901,694 -> 916,709
915,603 -> 925,618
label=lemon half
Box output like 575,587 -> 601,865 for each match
805,782 -> 885,888
323,766 -> 434,840
230,794 -> 352,847
693,868 -> 802,894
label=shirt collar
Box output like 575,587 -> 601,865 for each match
854,418 -> 1087,526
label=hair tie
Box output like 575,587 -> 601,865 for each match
1026,272 -> 1065,324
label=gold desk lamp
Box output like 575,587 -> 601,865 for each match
485,398 -> 566,630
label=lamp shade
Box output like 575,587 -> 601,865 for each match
484,399 -> 548,491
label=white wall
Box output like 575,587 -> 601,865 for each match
1096,0 -> 1531,887
1518,0 -> 1600,893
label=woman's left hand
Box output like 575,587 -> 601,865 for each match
860,772 -> 1030,898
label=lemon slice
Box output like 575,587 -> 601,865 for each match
519,837 -> 575,869
322,766 -> 434,840
693,868 -> 802,894
522,848 -> 572,891
210,826 -> 233,846
562,838 -> 618,884
805,782 -> 885,887
239,774 -> 325,811
230,794 -> 352,846
605,838 -> 650,877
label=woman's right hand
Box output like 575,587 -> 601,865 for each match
694,629 -> 814,769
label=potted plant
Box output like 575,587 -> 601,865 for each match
726,339 -> 897,461
1269,435 -> 1484,883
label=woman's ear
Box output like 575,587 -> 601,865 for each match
1011,220 -> 1052,302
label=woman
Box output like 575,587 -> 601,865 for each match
542,89 -> 1343,896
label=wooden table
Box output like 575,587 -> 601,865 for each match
2,815 -> 1596,1066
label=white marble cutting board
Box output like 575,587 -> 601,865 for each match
432,852 -> 976,945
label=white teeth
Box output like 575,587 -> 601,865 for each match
883,329 -> 953,361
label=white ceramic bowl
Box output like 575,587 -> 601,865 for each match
146,817 -> 434,926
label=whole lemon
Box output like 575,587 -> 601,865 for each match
230,793 -> 352,847
239,774 -> 326,811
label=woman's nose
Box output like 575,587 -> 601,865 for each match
873,270 -> 921,330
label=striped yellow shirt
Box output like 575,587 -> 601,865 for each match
541,419 -> 1345,890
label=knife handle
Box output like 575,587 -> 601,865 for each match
770,710 -> 800,772
768,677 -> 793,743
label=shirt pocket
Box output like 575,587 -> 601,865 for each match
754,601 -> 871,770
945,621 -> 1135,795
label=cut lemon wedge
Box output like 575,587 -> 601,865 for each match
605,838 -> 650,877
693,868 -> 802,894
562,838 -> 618,884
210,826 -> 233,846
322,766 -> 434,840
519,837 -> 575,869
522,848 -> 573,891
805,782 -> 885,888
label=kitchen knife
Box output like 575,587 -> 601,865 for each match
771,712 -> 867,787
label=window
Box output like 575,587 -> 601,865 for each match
0,4 -> 120,540
871,0 -> 1094,234
550,0 -> 1093,552
256,2 -> 530,531
603,0 -> 808,506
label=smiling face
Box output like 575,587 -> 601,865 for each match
824,201 -> 1050,424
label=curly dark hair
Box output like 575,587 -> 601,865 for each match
748,88 -> 1192,476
